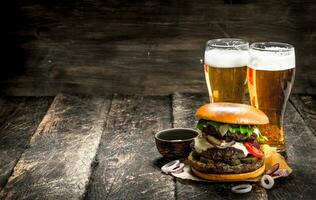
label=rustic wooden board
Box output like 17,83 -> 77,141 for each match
85,95 -> 174,199
267,101 -> 316,199
2,0 -> 315,95
0,97 -> 53,190
172,93 -> 268,200
0,94 -> 111,200
172,93 -> 209,129
290,95 -> 316,135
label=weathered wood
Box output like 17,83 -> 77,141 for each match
0,93 -> 314,199
0,94 -> 111,200
85,95 -> 174,199
172,92 -> 209,128
290,95 -> 316,135
2,0 -> 315,95
0,97 -> 53,190
172,93 -> 268,200
267,101 -> 316,199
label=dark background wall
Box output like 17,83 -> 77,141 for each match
1,0 -> 315,96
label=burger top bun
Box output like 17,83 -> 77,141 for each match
195,103 -> 269,125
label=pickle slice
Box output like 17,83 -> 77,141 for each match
227,159 -> 241,166
240,157 -> 258,164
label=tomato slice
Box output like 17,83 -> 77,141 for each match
244,142 -> 264,158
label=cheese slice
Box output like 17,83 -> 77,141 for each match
232,142 -> 249,156
194,136 -> 213,153
193,135 -> 249,156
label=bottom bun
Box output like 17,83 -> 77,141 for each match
191,164 -> 265,182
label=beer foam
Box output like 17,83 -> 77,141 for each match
248,48 -> 295,71
204,49 -> 249,68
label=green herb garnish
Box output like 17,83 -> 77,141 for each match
196,119 -> 268,142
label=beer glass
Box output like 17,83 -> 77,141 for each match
247,42 -> 295,152
204,38 -> 249,103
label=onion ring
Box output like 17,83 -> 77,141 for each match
161,160 -> 180,174
265,163 -> 280,175
231,184 -> 252,194
272,169 -> 290,177
217,141 -> 236,149
261,175 -> 275,189
171,163 -> 185,174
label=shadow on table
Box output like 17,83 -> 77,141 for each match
152,157 -> 174,168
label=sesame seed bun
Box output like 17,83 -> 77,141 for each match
195,103 -> 269,125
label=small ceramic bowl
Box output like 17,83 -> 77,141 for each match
155,128 -> 198,159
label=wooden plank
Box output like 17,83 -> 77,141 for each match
172,93 -> 268,200
172,92 -> 209,128
85,95 -> 174,199
0,97 -> 53,190
0,94 -> 111,200
3,0 -> 316,95
290,95 -> 316,134
1,0 -> 227,96
268,101 -> 316,199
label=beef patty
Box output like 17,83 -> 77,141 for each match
188,152 -> 264,174
193,147 -> 246,163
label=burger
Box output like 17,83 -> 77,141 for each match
188,102 -> 269,181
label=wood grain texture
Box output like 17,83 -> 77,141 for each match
172,93 -> 209,128
0,97 -> 53,191
267,101 -> 316,199
1,0 -> 315,95
85,95 -> 175,200
0,94 -> 111,200
172,93 -> 268,200
290,95 -> 316,135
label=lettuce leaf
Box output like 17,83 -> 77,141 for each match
196,120 -> 220,130
196,119 -> 268,142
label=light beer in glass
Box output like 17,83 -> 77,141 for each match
247,42 -> 295,151
204,38 -> 249,103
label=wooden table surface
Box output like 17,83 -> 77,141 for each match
0,93 -> 315,200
